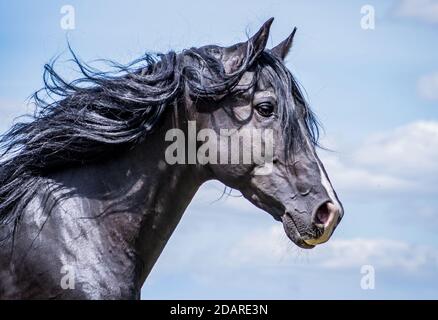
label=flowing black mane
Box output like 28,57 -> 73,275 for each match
0,45 -> 319,233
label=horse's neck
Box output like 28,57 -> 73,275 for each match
87,117 -> 206,287
131,145 -> 205,283
9,114 -> 206,298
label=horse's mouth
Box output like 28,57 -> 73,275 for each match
281,212 -> 315,249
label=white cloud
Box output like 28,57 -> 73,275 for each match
228,225 -> 438,272
316,121 -> 438,197
318,238 -> 437,271
418,73 -> 438,101
353,121 -> 438,178
321,153 -> 413,194
396,0 -> 438,23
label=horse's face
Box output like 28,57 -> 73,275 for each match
193,20 -> 343,248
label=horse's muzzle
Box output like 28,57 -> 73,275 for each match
282,201 -> 342,248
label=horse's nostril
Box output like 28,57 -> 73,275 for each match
314,202 -> 336,227
315,204 -> 329,225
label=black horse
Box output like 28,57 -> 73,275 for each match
0,18 -> 343,299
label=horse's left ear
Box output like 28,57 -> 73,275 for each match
223,18 -> 273,74
271,27 -> 297,61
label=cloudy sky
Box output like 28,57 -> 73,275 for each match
1,0 -> 438,299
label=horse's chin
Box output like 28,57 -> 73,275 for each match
281,213 -> 315,249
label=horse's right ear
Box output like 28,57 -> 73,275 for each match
270,27 -> 297,61
223,18 -> 273,74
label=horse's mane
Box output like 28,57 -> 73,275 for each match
0,45 -> 319,233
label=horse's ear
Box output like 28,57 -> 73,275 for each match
223,18 -> 273,74
271,27 -> 297,61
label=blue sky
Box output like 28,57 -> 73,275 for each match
1,0 -> 438,299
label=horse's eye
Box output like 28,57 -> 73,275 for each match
255,102 -> 274,117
